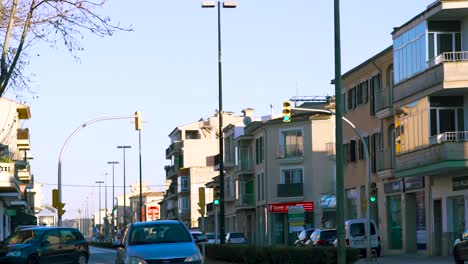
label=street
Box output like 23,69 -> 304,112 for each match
89,246 -> 116,264
355,254 -> 453,264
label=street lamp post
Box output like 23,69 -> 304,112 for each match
107,161 -> 119,240
96,181 -> 104,235
117,145 -> 131,226
201,0 -> 236,245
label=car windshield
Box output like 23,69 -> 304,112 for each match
129,223 -> 192,245
3,229 -> 45,245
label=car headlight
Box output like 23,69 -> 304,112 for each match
6,250 -> 21,257
125,256 -> 147,264
184,252 -> 203,262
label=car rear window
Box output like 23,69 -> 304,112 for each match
230,233 -> 244,238
350,223 -> 376,236
320,230 -> 337,240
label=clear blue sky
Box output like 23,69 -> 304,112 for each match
4,0 -> 435,219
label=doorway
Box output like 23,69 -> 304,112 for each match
434,199 -> 442,256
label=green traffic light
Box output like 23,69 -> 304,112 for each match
370,196 -> 376,203
214,199 -> 220,205
283,116 -> 290,122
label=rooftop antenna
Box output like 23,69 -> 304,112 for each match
296,81 -> 299,107
270,104 -> 274,116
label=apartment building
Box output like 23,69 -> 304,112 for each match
340,47 -> 394,250
205,99 -> 337,246
161,112 -> 244,228
383,0 -> 468,257
0,97 -> 35,239
338,0 -> 468,257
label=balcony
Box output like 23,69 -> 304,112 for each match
394,51 -> 468,106
237,194 -> 254,210
17,128 -> 30,151
16,165 -> 31,182
0,162 -> 21,199
277,183 -> 303,197
395,131 -> 468,178
165,141 -> 183,159
375,88 -> 394,119
236,159 -> 253,174
277,144 -> 304,162
376,149 -> 395,179
165,165 -> 177,180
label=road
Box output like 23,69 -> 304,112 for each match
89,246 -> 116,264
355,254 -> 453,264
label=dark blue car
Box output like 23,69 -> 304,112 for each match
0,226 -> 89,264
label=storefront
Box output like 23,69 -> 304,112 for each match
382,176 -> 426,253
268,201 -> 314,246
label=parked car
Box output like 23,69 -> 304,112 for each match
225,232 -> 247,244
453,229 -> 468,264
190,230 -> 207,243
0,226 -> 89,264
294,228 -> 315,247
334,219 -> 381,257
114,220 -> 204,264
205,233 -> 220,244
306,228 -> 337,247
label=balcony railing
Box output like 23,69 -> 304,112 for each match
238,194 -> 255,207
277,183 -> 303,197
165,165 -> 177,179
428,51 -> 468,67
376,149 -> 395,172
375,88 -> 393,112
165,141 -> 183,158
277,143 -> 304,159
17,128 -> 29,140
237,159 -> 253,171
429,131 -> 468,145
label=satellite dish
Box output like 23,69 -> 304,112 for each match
243,116 -> 252,126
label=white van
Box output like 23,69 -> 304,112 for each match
335,219 -> 381,257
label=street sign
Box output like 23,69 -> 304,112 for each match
147,206 -> 160,220
288,206 -> 304,233
268,201 -> 314,213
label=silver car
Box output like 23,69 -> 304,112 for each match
114,220 -> 204,264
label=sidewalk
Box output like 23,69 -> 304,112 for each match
355,254 -> 452,264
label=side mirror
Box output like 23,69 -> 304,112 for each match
455,238 -> 462,245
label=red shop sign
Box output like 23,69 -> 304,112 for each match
268,201 -> 314,213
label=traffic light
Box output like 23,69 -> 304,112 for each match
57,202 -> 66,217
198,187 -> 206,216
214,199 -> 220,205
370,182 -> 377,203
135,111 -> 142,131
283,101 -> 291,123
213,185 -> 220,203
52,189 -> 59,208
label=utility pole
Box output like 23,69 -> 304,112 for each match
107,161 -> 119,240
96,180 -> 104,236
117,145 -> 131,226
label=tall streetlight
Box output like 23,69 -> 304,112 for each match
117,145 -> 131,226
333,0 -> 346,263
107,161 -> 119,240
201,0 -> 236,245
96,181 -> 104,235
135,111 -> 143,222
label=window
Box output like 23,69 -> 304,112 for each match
281,129 -> 303,158
261,173 -> 265,200
256,137 -> 264,164
185,130 -> 201,140
43,230 -> 60,245
342,92 -> 347,114
61,229 -> 78,242
430,96 -> 464,136
257,173 -> 261,201
369,74 -> 381,116
178,176 -> 189,192
225,136 -> 234,163
281,168 -> 303,184
362,81 -> 369,104
179,197 -> 189,210
350,140 -> 356,162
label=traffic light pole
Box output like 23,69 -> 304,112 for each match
291,107 -> 371,259
57,115 -> 136,226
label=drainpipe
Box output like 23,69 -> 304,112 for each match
263,127 -> 270,246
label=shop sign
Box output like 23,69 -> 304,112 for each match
404,176 -> 424,191
288,206 -> 304,233
320,195 -> 336,208
453,176 -> 468,191
384,180 -> 403,194
268,201 -> 314,213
